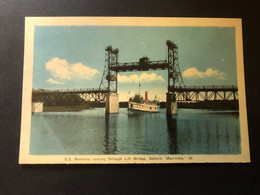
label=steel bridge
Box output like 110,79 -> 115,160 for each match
110,60 -> 169,72
171,85 -> 238,101
32,88 -> 111,102
33,85 -> 238,103
32,40 -> 238,106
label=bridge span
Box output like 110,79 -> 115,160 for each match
109,59 -> 169,72
32,40 -> 238,114
33,85 -> 238,103
33,88 -> 114,102
170,85 -> 238,101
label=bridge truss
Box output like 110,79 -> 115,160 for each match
171,85 -> 238,101
99,45 -> 119,93
32,88 -> 110,103
32,40 -> 238,103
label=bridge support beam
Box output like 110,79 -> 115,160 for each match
105,93 -> 119,114
166,92 -> 177,115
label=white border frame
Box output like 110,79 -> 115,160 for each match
19,17 -> 250,164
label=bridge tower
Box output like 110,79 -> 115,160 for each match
166,40 -> 185,115
99,45 -> 119,113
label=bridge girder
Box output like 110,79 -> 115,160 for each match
32,89 -> 114,103
109,60 -> 169,72
171,86 -> 238,101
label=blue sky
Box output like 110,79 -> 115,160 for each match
33,26 -> 237,101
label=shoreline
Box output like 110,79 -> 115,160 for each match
43,105 -> 89,112
43,101 -> 239,112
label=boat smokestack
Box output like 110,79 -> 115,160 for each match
145,91 -> 148,101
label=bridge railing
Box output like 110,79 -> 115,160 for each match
171,85 -> 238,90
33,88 -> 111,93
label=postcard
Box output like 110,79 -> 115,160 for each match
19,17 -> 250,164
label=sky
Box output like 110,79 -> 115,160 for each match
33,26 -> 237,101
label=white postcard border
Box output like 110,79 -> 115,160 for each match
19,17 -> 250,164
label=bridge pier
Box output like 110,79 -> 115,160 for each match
105,93 -> 119,114
166,92 -> 177,115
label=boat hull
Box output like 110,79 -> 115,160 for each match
128,102 -> 160,113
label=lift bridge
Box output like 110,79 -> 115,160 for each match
32,40 -> 238,114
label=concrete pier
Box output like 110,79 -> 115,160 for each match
166,93 -> 177,115
105,93 -> 119,114
32,102 -> 43,113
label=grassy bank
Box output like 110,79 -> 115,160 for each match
43,105 -> 89,112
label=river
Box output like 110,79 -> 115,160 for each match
30,108 -> 241,155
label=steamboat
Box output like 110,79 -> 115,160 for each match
128,91 -> 160,114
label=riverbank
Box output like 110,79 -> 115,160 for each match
42,100 -> 238,111
177,100 -> 238,110
43,105 -> 89,112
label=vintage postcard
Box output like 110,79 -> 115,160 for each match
19,17 -> 250,164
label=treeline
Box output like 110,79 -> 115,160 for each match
160,100 -> 239,110
95,101 -> 239,109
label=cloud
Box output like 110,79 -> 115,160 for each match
182,67 -> 226,80
118,73 -> 165,83
46,57 -> 98,80
46,78 -> 65,85
71,63 -> 99,80
46,58 -> 72,80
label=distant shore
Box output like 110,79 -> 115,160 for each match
176,101 -> 238,110
121,100 -> 238,110
43,105 -> 89,112
42,100 -> 238,112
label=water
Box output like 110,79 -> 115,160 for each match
30,108 -> 241,155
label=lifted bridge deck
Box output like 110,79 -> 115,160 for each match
109,60 -> 169,72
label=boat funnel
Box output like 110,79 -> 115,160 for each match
145,91 -> 148,101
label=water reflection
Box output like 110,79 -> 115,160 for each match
103,114 -> 118,154
165,113 -> 241,154
166,115 -> 178,154
30,108 -> 241,155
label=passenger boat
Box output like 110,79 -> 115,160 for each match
128,91 -> 160,114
